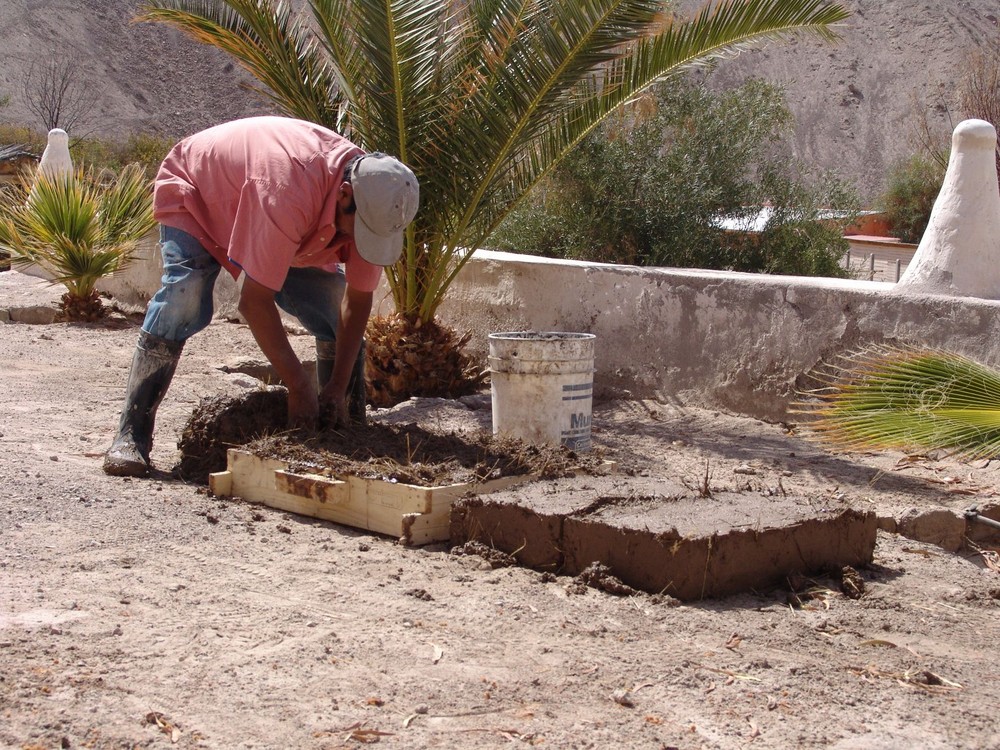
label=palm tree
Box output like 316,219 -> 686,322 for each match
139,0 -> 850,404
797,345 -> 1000,460
0,164 -> 156,321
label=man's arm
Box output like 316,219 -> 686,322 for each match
320,285 -> 373,425
238,275 -> 318,427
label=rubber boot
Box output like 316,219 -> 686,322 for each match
316,338 -> 368,425
103,331 -> 183,477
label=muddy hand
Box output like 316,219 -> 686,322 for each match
286,381 -> 319,430
320,395 -> 349,429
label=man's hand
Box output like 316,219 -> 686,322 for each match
239,275 -> 317,429
320,285 -> 373,429
287,373 -> 320,429
319,391 -> 348,429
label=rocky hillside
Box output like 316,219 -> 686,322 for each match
1,0 -> 996,199
694,0 -> 999,197
0,0 -> 268,138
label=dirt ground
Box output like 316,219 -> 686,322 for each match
2,302 -> 1000,749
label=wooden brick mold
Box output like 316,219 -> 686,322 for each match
209,448 -> 536,545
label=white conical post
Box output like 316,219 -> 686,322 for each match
896,119 -> 1000,299
38,128 -> 73,179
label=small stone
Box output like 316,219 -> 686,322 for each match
611,688 -> 634,707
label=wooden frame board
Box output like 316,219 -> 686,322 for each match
208,448 -> 536,545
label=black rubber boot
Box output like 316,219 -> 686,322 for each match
103,331 -> 183,477
316,338 -> 368,425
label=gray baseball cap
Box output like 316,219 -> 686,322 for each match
351,153 -> 420,266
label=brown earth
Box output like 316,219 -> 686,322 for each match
2,276 -> 1000,749
178,389 -> 607,487
688,0 -> 1000,199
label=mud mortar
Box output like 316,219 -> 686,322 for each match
175,387 -> 288,483
176,387 -> 607,487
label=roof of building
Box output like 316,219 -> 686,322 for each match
712,206 -> 881,234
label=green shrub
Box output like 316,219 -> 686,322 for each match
880,155 -> 945,244
70,132 -> 173,178
0,124 -> 46,153
491,78 -> 857,277
0,163 -> 156,320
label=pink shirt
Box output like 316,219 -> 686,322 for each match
153,116 -> 383,292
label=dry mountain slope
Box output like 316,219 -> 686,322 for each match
696,0 -> 999,197
0,0 -> 997,198
0,0 -> 269,139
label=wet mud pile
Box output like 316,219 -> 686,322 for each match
175,388 -> 288,483
245,422 -> 602,487
176,388 -> 605,486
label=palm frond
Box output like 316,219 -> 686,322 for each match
97,163 -> 158,246
796,345 -> 1000,460
138,0 -> 849,322
415,0 -> 850,317
475,0 -> 850,235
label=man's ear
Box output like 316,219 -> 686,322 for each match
338,181 -> 354,203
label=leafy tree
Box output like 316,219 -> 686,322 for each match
728,167 -> 857,277
492,77 -> 856,276
139,0 -> 850,404
0,165 -> 156,320
880,155 -> 945,244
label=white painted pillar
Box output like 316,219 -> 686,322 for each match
37,129 -> 73,179
895,119 -> 1000,299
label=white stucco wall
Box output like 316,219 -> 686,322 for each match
99,243 -> 1000,422
431,250 -> 1000,421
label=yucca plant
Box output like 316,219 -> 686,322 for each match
139,0 -> 850,405
0,164 -> 155,321
797,345 -> 1000,460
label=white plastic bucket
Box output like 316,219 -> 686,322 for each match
488,331 -> 596,452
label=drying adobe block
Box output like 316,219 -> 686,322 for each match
451,475 -> 878,600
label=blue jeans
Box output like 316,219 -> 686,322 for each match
142,226 -> 345,343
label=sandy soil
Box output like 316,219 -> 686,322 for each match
2,305 -> 1000,750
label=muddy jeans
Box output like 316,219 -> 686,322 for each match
141,226 -> 346,343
